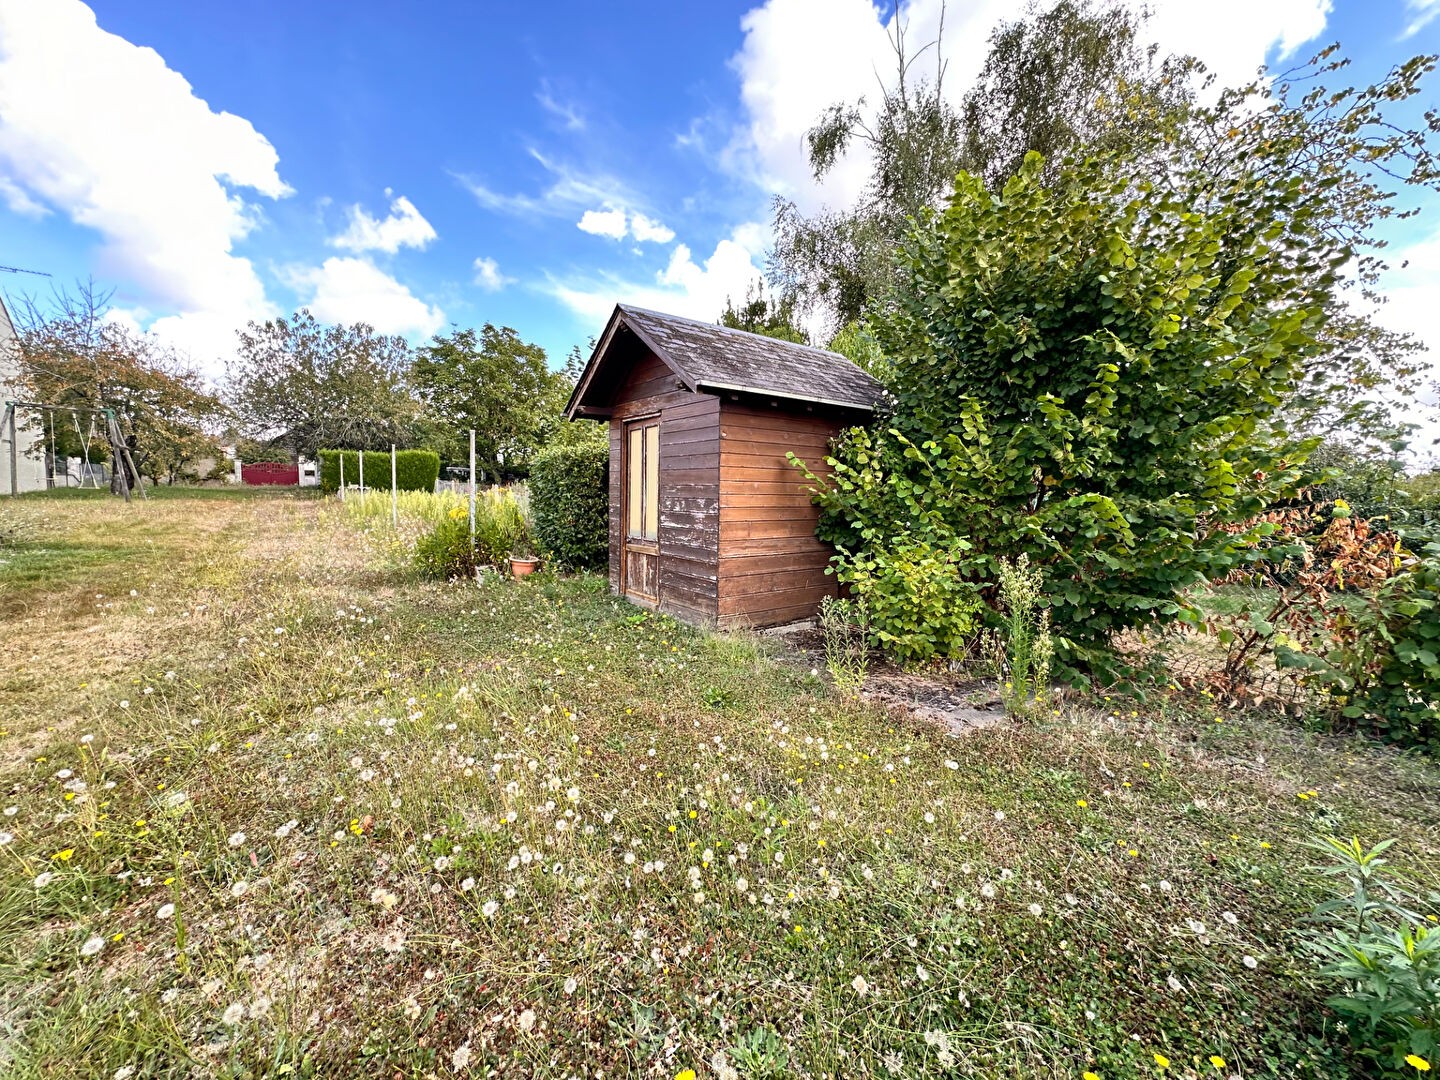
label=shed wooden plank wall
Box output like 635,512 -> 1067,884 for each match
607,349 -> 720,624
716,402 -> 841,627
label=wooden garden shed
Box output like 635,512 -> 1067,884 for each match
565,304 -> 884,627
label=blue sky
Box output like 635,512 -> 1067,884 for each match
2,0 -> 1439,419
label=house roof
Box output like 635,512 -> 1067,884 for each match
565,304 -> 886,419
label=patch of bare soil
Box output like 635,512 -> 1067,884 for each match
761,620 -> 1009,736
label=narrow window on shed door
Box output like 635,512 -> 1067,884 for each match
626,420 -> 660,542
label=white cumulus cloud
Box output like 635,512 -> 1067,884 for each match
472,256 -> 511,292
330,192 -> 437,254
550,226 -> 767,325
577,207 -> 675,243
727,0 -> 1332,212
0,0 -> 291,373
577,208 -> 629,239
1402,0 -> 1440,39
290,257 -> 444,338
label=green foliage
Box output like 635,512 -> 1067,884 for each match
769,18 -> 963,329
1314,542 -> 1440,754
804,152 -> 1320,670
317,449 -> 439,495
412,490 -> 529,579
471,488 -> 529,567
233,437 -> 292,464
1300,837 -> 1440,1075
411,325 -> 569,479
959,0 -> 1196,193
528,442 -> 609,570
818,596 -> 869,698
226,310 -> 425,461
827,535 -> 983,666
994,555 -> 1054,718
719,281 -> 808,344
413,514 -> 479,581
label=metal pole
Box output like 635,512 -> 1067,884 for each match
359,450 -> 365,507
339,453 -> 345,502
390,443 -> 398,529
5,403 -> 16,497
468,429 -> 476,541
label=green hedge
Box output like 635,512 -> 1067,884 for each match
318,449 -> 439,494
529,442 -> 609,569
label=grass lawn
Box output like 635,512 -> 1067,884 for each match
1,495 -> 1437,1078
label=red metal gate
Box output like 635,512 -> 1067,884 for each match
240,462 -> 299,486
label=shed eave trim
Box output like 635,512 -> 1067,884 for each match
696,380 -> 876,413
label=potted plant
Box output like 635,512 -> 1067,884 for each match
507,533 -> 541,578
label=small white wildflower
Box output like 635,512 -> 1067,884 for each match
451,1043 -> 472,1070
221,1002 -> 245,1025
482,900 -> 499,918
735,877 -> 749,893
227,831 -> 246,848
80,936 -> 105,957
518,1008 -> 537,1032
564,976 -> 578,995
114,1067 -> 136,1080
1222,911 -> 1239,925
1028,903 -> 1043,917
460,877 -> 475,892
1242,954 -> 1259,969
156,903 -> 175,920
0,832 -> 12,846
851,974 -> 870,996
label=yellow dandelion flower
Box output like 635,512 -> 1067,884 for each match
1210,1056 -> 1226,1069
1076,799 -> 1088,808
1084,1073 -> 1101,1080
1406,1055 -> 1430,1072
1153,1052 -> 1170,1069
52,849 -> 75,861
676,1071 -> 697,1080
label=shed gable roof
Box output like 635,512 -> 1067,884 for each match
566,304 -> 885,419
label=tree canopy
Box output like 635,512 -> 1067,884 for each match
11,282 -> 225,487
225,310 -> 425,461
410,324 -> 570,481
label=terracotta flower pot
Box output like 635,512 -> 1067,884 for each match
509,556 -> 540,578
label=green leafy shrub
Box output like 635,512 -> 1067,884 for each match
413,490 -> 530,579
528,442 -> 608,569
318,449 -> 440,495
797,152 -> 1326,675
1300,837 -> 1440,1075
1313,541 -> 1440,753
832,536 -> 983,665
414,510 -> 480,580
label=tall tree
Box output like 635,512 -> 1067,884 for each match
769,9 -> 962,331
226,311 -> 424,461
958,0 -> 1196,192
1159,48 -> 1440,446
12,281 -> 225,490
410,325 -> 567,480
769,1 -> 1189,333
718,281 -> 807,343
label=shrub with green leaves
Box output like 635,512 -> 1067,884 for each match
1285,541 -> 1440,753
528,442 -> 608,569
798,152 -> 1324,674
412,489 -> 529,579
831,536 -> 983,666
317,449 -> 439,495
1301,837 -> 1440,1075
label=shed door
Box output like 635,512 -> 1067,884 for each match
622,418 -> 660,605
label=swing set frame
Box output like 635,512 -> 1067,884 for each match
2,398 -> 146,502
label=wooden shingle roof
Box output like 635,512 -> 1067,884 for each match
566,304 -> 885,419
